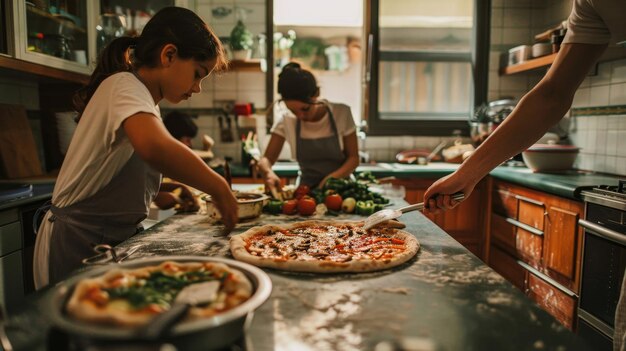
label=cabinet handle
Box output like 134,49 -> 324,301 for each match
515,195 -> 545,207
517,260 -> 576,297
505,217 -> 543,236
579,219 -> 626,246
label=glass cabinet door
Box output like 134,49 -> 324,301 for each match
13,1 -> 98,74
97,0 -> 179,55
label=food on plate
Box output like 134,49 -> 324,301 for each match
230,220 -> 419,273
65,261 -> 252,327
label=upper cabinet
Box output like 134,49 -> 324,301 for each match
12,1 -> 98,75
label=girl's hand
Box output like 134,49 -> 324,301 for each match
211,186 -> 239,232
264,172 -> 282,195
423,172 -> 477,214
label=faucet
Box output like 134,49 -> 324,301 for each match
357,120 -> 370,163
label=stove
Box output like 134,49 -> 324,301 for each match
578,179 -> 626,350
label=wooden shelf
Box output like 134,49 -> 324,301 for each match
499,53 -> 557,76
0,55 -> 89,84
228,59 -> 264,72
26,6 -> 86,34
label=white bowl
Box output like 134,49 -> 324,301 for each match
522,144 -> 580,172
204,192 -> 268,221
531,42 -> 552,58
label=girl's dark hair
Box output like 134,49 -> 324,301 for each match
277,62 -> 318,102
73,7 -> 227,119
163,111 -> 198,140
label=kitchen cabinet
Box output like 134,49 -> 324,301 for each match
0,208 -> 24,314
12,1 -> 98,75
391,177 -> 489,259
487,179 -> 584,330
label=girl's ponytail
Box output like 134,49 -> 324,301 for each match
73,36 -> 137,119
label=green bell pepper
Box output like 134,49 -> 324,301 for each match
264,199 -> 283,215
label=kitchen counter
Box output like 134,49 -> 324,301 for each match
5,202 -> 590,350
267,162 -> 622,200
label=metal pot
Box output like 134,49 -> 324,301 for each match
204,192 -> 268,221
41,256 -> 272,350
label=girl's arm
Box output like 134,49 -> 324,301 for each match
318,131 -> 360,188
123,113 -> 238,231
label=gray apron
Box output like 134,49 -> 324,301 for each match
47,152 -> 161,284
296,104 -> 346,187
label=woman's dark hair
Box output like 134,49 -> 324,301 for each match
163,111 -> 198,140
277,62 -> 318,102
73,7 -> 227,119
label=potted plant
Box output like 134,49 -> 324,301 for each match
230,20 -> 253,60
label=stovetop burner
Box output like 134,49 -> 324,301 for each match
581,179 -> 626,211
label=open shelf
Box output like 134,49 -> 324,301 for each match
499,53 -> 557,76
228,59 -> 264,72
0,55 -> 89,84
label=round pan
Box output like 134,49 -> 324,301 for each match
41,256 -> 272,349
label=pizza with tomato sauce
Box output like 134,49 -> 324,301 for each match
65,261 -> 252,327
230,220 -> 419,273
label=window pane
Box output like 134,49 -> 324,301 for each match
380,0 -> 473,52
378,61 -> 471,118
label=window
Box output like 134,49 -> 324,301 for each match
367,0 -> 489,136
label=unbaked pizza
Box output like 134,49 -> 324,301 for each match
65,261 -> 252,327
230,220 -> 419,273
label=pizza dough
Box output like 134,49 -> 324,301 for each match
230,220 -> 419,273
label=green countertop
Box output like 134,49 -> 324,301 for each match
232,162 -> 622,201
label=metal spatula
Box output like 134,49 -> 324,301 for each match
362,193 -> 465,230
137,280 -> 220,340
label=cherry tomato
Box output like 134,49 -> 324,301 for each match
294,185 -> 310,199
324,194 -> 343,211
282,199 -> 298,215
297,196 -> 317,216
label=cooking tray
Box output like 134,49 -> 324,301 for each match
41,256 -> 272,350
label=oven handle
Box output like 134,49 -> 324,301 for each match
579,219 -> 626,246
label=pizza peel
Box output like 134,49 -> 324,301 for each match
137,280 -> 221,340
362,193 -> 464,230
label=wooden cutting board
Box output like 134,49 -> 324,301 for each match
0,103 -> 43,178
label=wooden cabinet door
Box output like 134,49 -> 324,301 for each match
526,273 -> 577,330
544,204 -> 583,289
489,245 -> 526,290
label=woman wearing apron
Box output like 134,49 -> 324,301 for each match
33,7 -> 238,289
257,62 -> 360,191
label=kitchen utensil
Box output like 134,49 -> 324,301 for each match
521,144 -> 580,172
44,256 -> 272,351
363,193 -> 465,230
137,281 -> 221,340
204,192 -> 268,221
0,104 -> 43,179
531,42 -> 551,58
81,244 -> 142,265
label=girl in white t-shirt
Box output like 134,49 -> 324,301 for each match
33,7 -> 238,288
258,63 -> 360,190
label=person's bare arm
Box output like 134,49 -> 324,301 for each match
123,113 -> 238,230
318,132 -> 360,188
424,42 -> 607,212
257,133 -> 285,193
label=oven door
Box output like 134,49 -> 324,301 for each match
578,203 -> 626,349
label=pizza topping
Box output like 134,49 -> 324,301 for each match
242,224 -> 410,263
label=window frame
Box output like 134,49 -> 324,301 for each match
367,0 -> 490,136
